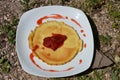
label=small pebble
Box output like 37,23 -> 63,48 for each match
11,52 -> 14,56
115,55 -> 120,63
3,15 -> 8,20
105,73 -> 111,80
19,76 -> 23,80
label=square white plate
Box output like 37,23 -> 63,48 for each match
16,6 -> 94,78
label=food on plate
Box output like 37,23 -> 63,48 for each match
28,21 -> 83,65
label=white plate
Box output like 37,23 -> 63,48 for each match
16,6 -> 94,78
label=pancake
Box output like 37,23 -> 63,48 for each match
28,21 -> 83,65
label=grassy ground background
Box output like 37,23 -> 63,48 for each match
0,0 -> 120,80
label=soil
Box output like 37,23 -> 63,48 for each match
0,0 -> 120,80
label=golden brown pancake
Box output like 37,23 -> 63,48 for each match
28,21 -> 83,65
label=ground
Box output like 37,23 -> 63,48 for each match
0,0 -> 120,80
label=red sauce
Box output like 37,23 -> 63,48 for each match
84,43 -> 87,48
41,47 -> 45,50
83,34 -> 86,37
79,59 -> 83,64
30,53 -> 42,69
30,53 -> 58,72
65,16 -> 68,19
80,30 -> 84,33
51,14 -> 64,18
63,67 -> 74,71
71,18 -> 81,27
47,70 -> 59,72
43,34 -> 67,51
37,14 -> 64,25
66,67 -> 74,71
32,45 -> 39,52
30,53 -> 74,72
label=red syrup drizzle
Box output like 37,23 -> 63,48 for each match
32,45 -> 39,52
30,53 -> 74,72
37,14 -> 82,28
80,30 -> 84,33
84,43 -> 87,48
83,34 -> 86,37
71,18 -> 82,27
37,14 -> 64,25
30,53 -> 59,72
79,59 -> 83,64
30,53 -> 42,69
65,16 -> 68,19
63,67 -> 74,71
43,34 -> 67,51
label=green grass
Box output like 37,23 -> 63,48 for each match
85,0 -> 103,10
107,1 -> 120,21
77,75 -> 93,80
0,18 -> 19,44
11,18 -> 19,26
109,9 -> 120,21
68,1 -> 78,8
87,0 -> 100,6
0,18 -> 18,73
111,66 -> 120,80
112,23 -> 119,29
93,70 -> 102,80
99,34 -> 112,45
22,0 -> 30,4
111,72 -> 119,80
23,4 -> 30,12
20,0 -> 30,12
8,30 -> 16,44
61,0 -> 65,5
0,23 -> 11,32
50,0 -> 53,5
0,57 -> 11,73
